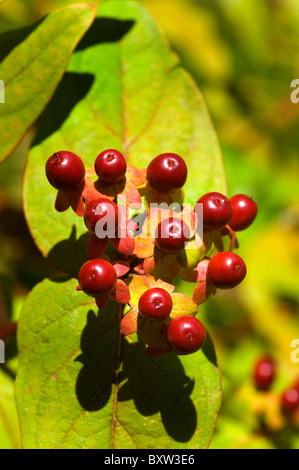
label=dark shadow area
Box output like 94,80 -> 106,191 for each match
32,18 -> 135,146
202,330 -> 218,367
117,341 -> 197,443
33,72 -> 94,146
75,306 -> 120,412
75,307 -> 198,443
0,17 -> 45,63
47,225 -> 89,278
0,363 -> 16,380
75,17 -> 135,51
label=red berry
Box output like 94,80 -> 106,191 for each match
84,198 -> 120,237
155,217 -> 190,255
94,149 -> 127,183
253,356 -> 275,391
45,151 -> 85,191
294,378 -> 299,393
281,388 -> 299,413
166,315 -> 206,355
229,194 -> 258,231
197,192 -> 232,231
138,288 -> 173,322
207,252 -> 246,289
146,153 -> 187,194
78,259 -> 117,298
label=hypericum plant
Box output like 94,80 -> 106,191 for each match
45,147 -> 257,357
249,356 -> 299,432
8,0 -> 259,450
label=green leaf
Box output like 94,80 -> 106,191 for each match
0,3 -> 97,163
16,278 -> 221,449
23,0 -> 226,276
0,365 -> 21,449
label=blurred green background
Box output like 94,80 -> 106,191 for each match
1,0 -> 299,449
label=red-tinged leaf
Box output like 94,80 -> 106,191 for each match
111,279 -> 131,304
193,281 -> 215,306
179,258 -> 210,283
70,191 -> 84,217
111,232 -> 135,256
112,261 -> 130,278
99,253 -> 111,263
143,248 -> 181,282
95,295 -> 110,310
127,275 -> 152,307
126,164 -> 146,187
120,308 -> 138,335
133,235 -> 155,259
147,345 -> 172,357
82,176 -> 94,199
87,234 -> 108,259
85,179 -> 116,204
153,279 -> 175,294
181,207 -> 197,235
115,179 -> 142,210
55,190 -> 71,212
75,285 -> 82,291
134,262 -> 145,275
195,259 -> 210,281
170,293 -> 198,317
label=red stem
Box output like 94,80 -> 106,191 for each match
226,225 -> 237,252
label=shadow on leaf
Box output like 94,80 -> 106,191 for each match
47,225 -> 89,277
75,17 -> 135,51
75,304 -> 198,443
33,72 -> 94,146
0,17 -> 45,63
33,17 -> 135,146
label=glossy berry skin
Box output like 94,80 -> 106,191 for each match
207,252 -> 246,289
197,192 -> 232,231
146,153 -> 187,194
84,198 -> 120,236
229,194 -> 258,231
138,288 -> 173,322
253,356 -> 275,391
166,315 -> 206,355
78,259 -> 117,298
45,151 -> 85,191
155,217 -> 190,255
281,388 -> 299,413
95,149 -> 127,183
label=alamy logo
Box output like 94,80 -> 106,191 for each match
0,340 -> 4,363
290,79 -> 299,104
291,339 -> 299,364
0,79 -> 5,103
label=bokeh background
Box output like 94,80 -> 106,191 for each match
1,0 -> 299,449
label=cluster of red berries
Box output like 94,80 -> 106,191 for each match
254,356 -> 299,416
45,149 -> 257,356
